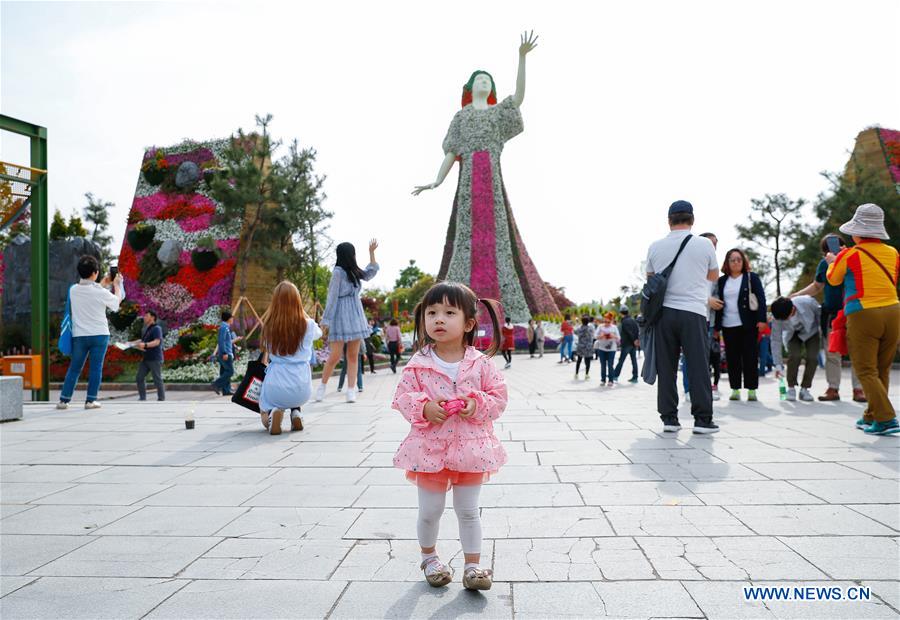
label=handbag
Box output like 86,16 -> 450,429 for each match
231,358 -> 267,413
59,286 -> 73,356
828,310 -> 848,356
747,273 -> 759,312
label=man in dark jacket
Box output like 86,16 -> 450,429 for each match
612,306 -> 640,383
136,310 -> 165,401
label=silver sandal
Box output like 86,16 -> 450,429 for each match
462,566 -> 493,591
421,556 -> 452,587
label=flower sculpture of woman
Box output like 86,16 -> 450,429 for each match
413,31 -> 559,322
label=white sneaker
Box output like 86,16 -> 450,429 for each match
786,387 -> 797,401
799,388 -> 814,402
314,383 -> 326,402
346,388 -> 357,403
56,401 -> 68,410
712,388 -> 720,401
85,401 -> 102,409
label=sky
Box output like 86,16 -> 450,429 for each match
3,0 -> 899,304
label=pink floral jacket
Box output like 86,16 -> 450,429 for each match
392,345 -> 508,473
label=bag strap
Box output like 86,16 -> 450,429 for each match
853,246 -> 898,288
662,235 -> 693,277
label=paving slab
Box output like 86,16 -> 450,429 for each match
2,364 -> 896,619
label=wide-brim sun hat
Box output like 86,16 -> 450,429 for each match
839,203 -> 889,240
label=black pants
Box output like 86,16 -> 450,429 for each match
502,349 -> 512,364
722,325 -> 759,390
575,355 -> 592,374
388,341 -> 400,372
613,345 -> 638,381
655,308 -> 713,420
364,338 -> 376,373
528,337 -> 537,356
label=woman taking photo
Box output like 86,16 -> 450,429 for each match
315,239 -> 379,403
58,256 -> 125,409
714,248 -> 767,401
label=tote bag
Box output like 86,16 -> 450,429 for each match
59,286 -> 73,356
231,359 -> 267,413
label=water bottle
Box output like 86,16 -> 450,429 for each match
779,376 -> 787,401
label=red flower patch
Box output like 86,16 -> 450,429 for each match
169,258 -> 236,298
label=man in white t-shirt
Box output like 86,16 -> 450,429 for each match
645,200 -> 720,434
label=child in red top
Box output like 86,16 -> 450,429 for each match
500,317 -> 515,369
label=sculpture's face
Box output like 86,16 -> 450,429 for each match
472,73 -> 493,96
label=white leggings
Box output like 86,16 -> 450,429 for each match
417,484 -> 482,555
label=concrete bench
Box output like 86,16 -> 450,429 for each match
1,375 -> 24,421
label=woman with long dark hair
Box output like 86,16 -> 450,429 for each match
315,239 -> 379,403
714,248 -> 767,401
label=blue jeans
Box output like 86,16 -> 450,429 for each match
559,335 -> 574,360
759,335 -> 773,376
214,354 -> 234,394
60,335 -> 110,403
598,350 -> 616,381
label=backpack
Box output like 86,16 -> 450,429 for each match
640,235 -> 692,327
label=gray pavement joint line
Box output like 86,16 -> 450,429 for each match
210,506 -> 253,537
782,479 -> 833,504
138,577 -> 192,619
718,506 -> 764,536
844,504 -> 900,532
237,483 -> 275,507
633,537 -> 664,580
774,536 -> 838,581
328,539 -> 360,581
323,580 -> 352,620
675,580 -> 709,619
171,537 -> 228,579
10,482 -> 78,503
587,580 -> 610,617
865,581 -> 900,615
740,463 -> 779,481
21,535 -> 100,575
0,576 -> 41,599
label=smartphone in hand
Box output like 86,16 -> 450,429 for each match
825,236 -> 841,255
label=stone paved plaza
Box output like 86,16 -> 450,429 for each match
1,356 -> 898,619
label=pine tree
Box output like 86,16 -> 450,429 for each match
82,192 -> 114,263
735,194 -> 806,297
49,210 -> 68,240
66,214 -> 88,239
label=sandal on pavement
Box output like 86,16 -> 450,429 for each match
462,566 -> 493,591
260,412 -> 270,430
420,556 -> 452,587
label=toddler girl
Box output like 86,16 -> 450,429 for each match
392,282 -> 508,591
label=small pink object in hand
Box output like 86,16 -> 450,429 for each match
442,399 -> 467,416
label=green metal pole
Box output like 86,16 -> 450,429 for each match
30,128 -> 49,401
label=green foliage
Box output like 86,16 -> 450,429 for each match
387,274 -> 436,316
82,192 -> 114,265
109,300 -> 139,331
734,193 -> 807,297
66,214 -> 88,239
49,210 -> 68,241
790,168 -> 900,291
395,260 -> 426,289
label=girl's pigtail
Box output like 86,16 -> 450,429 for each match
478,298 -> 502,358
412,301 -> 428,353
